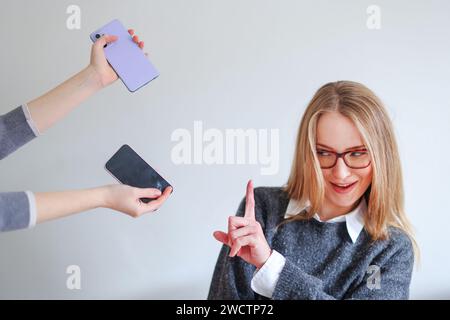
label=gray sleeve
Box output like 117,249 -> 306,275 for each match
0,104 -> 40,160
272,237 -> 414,300
271,258 -> 337,300
207,242 -> 259,300
0,104 -> 40,232
0,191 -> 37,232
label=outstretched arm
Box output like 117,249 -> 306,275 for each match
1,185 -> 172,232
35,184 -> 172,224
27,30 -> 144,134
0,30 -> 145,160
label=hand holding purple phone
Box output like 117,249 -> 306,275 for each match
89,23 -> 150,89
90,19 -> 159,92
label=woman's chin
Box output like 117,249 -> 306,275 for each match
325,188 -> 359,209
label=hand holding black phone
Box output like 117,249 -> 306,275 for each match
105,145 -> 172,203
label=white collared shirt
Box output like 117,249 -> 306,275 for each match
251,198 -> 367,298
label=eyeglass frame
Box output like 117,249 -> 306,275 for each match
316,148 -> 372,169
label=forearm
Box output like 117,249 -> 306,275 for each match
35,187 -> 107,224
27,66 -> 102,133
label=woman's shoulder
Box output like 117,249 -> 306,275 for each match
253,186 -> 288,206
367,226 -> 415,266
385,226 -> 414,254
253,185 -> 286,195
252,186 -> 290,221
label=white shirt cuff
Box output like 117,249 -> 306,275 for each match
21,103 -> 41,137
25,191 -> 37,228
251,249 -> 286,298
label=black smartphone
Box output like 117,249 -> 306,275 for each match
105,145 -> 172,203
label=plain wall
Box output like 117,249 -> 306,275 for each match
0,0 -> 449,299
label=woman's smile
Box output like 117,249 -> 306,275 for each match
329,180 -> 358,194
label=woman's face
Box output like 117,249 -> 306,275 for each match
316,111 -> 373,216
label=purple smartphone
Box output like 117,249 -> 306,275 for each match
90,19 -> 159,92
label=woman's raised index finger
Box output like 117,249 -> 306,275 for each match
244,180 -> 255,220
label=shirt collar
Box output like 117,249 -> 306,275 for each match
284,197 -> 366,243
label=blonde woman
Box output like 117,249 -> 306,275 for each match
208,81 -> 417,300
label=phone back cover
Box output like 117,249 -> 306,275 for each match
90,19 -> 159,92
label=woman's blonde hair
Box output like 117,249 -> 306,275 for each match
285,80 -> 418,259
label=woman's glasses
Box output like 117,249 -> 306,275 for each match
316,148 -> 371,169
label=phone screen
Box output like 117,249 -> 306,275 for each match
105,145 -> 172,203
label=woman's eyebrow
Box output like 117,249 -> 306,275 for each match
316,143 -> 366,151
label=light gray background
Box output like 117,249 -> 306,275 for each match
0,0 -> 449,299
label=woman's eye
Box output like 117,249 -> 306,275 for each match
317,150 -> 331,156
350,151 -> 367,157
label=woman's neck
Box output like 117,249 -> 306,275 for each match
318,198 -> 361,222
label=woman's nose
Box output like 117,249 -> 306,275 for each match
332,157 -> 351,180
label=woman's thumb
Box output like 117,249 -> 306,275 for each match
95,34 -> 118,49
213,231 -> 229,246
137,188 -> 162,199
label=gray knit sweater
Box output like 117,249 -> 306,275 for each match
208,187 -> 414,300
0,106 -> 38,232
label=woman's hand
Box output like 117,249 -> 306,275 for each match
89,29 -> 146,88
102,184 -> 173,218
213,180 -> 272,269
